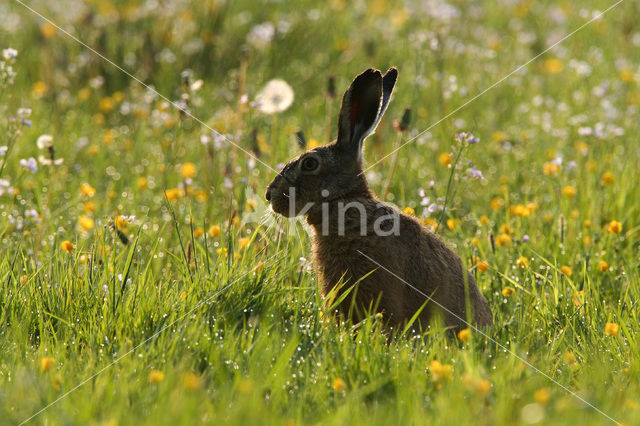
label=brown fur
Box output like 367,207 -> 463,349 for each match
266,68 -> 492,330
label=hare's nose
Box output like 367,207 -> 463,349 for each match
265,188 -> 271,202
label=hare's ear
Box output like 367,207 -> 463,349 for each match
372,67 -> 398,129
336,68 -> 383,161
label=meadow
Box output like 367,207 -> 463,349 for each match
1,0 -> 639,424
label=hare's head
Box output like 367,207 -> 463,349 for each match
266,67 -> 397,217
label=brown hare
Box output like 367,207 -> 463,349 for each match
265,67 -> 492,330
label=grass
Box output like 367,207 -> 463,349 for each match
1,0 -> 639,424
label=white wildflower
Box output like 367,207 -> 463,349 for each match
255,79 -> 294,114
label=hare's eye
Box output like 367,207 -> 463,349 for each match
301,156 -> 319,172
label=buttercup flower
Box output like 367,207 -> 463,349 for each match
607,220 -> 622,234
601,172 -> 615,185
598,260 -> 609,272
438,152 -> 452,166
516,256 -> 530,269
61,240 -> 74,253
80,183 -> 96,197
332,377 -> 347,392
495,233 -> 511,247
561,186 -> 576,198
501,286 -> 515,297
560,265 -> 572,276
429,360 -> 453,384
149,370 -> 165,384
181,162 -> 196,178
238,237 -> 251,250
208,225 -> 221,238
476,260 -> 489,272
40,357 -> 55,372
604,322 -> 619,337
457,328 -> 471,342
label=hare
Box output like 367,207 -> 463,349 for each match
265,67 -> 492,330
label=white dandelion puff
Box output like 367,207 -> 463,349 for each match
255,79 -> 294,114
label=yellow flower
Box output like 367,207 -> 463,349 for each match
33,81 -> 48,97
149,370 -> 165,384
208,225 -> 221,238
113,91 -> 124,103
543,162 -> 559,176
78,215 -> 95,231
254,260 -> 265,274
181,162 -> 196,178
40,22 -> 57,39
438,152 -> 452,166
52,374 -> 63,390
103,129 -> 116,145
534,388 -> 550,404
77,87 -> 91,101
457,328 -> 471,343
560,265 -> 572,276
116,216 -> 131,229
620,69 -> 633,82
80,183 -> 96,197
501,286 -> 515,297
495,233 -> 511,247
476,379 -> 491,396
83,201 -> 96,213
604,322 -> 619,337
99,97 -> 114,112
574,140 -> 588,155
40,356 -> 56,372
422,217 -> 438,231
403,206 -> 415,216
193,227 -> 204,237
543,57 -> 564,74
510,204 -> 531,217
216,248 -> 227,256
429,360 -> 453,383
598,260 -> 609,272
490,197 -> 504,211
89,144 -> 99,155
164,188 -> 184,201
476,260 -> 489,272
238,237 -> 251,250
61,240 -> 74,253
561,186 -> 576,199
583,219 -> 592,228
237,378 -> 254,394
563,351 -> 577,365
79,254 -> 89,264
246,199 -> 258,212
479,215 -> 490,225
491,131 -> 507,142
607,220 -> 622,234
307,138 -> 322,150
183,373 -> 202,391
93,113 -> 105,125
516,256 -> 530,269
499,224 -> 513,235
138,177 -> 148,190
332,377 -> 347,392
601,172 -> 615,185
